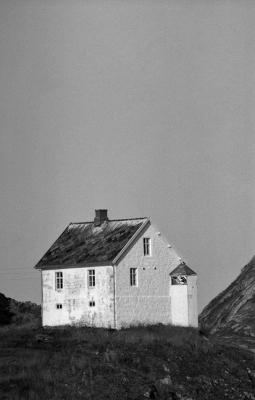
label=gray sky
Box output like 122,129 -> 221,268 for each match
0,0 -> 254,311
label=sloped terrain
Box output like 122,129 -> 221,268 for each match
0,293 -> 40,327
0,293 -> 13,325
0,324 -> 255,400
199,256 -> 255,336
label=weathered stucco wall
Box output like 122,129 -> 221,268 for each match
115,224 -> 181,328
169,276 -> 198,327
170,285 -> 188,326
187,275 -> 198,327
42,266 -> 114,327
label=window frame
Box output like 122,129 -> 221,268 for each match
88,269 -> 95,288
55,271 -> 63,290
130,267 -> 138,287
143,237 -> 151,256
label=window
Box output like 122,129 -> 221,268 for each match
56,304 -> 62,309
143,238 -> 151,256
89,300 -> 95,307
88,269 -> 95,287
171,275 -> 187,285
55,272 -> 63,290
130,268 -> 137,286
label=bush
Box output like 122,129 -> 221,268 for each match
0,292 -> 41,328
0,293 -> 13,325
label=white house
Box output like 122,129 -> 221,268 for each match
35,209 -> 198,328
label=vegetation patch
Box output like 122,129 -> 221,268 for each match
0,324 -> 255,399
0,292 -> 41,327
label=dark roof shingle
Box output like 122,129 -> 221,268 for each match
35,218 -> 148,269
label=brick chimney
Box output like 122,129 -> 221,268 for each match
94,209 -> 109,226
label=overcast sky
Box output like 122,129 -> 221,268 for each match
0,0 -> 254,311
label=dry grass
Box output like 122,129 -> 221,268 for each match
0,324 -> 255,400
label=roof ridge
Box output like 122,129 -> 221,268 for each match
69,217 -> 148,224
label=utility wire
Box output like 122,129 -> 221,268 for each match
0,276 -> 39,281
0,271 -> 38,275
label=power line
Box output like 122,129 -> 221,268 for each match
0,271 -> 38,275
0,266 -> 38,269
0,269 -> 38,272
0,276 -> 37,281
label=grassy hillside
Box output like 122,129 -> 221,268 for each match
0,292 -> 41,327
9,297 -> 41,326
0,293 -> 13,325
0,324 -> 255,400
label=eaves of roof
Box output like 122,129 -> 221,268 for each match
36,261 -> 112,271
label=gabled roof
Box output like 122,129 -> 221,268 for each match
170,262 -> 196,276
35,218 -> 149,270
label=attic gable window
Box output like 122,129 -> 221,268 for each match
130,268 -> 138,286
143,238 -> 151,256
88,269 -> 95,287
55,272 -> 63,290
171,275 -> 187,285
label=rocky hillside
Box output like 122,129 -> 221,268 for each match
0,292 -> 40,326
199,256 -> 255,336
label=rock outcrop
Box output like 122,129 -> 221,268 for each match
199,256 -> 255,336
